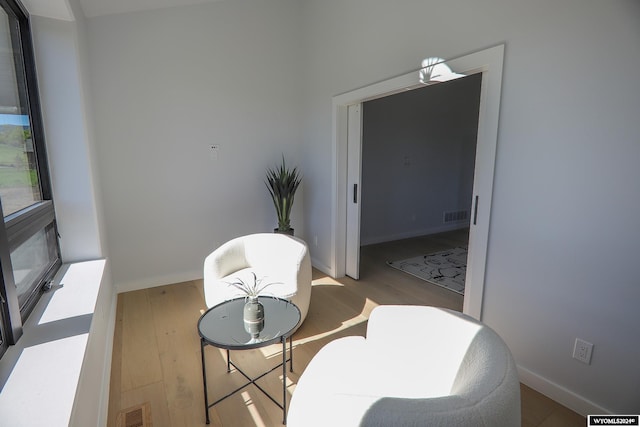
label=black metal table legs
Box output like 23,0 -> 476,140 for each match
201,338 -> 211,425
282,337 -> 287,424
201,336 -> 294,425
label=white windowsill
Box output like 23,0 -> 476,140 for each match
0,259 -> 114,427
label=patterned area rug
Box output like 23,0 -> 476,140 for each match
387,247 -> 467,295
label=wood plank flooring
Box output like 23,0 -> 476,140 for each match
107,230 -> 585,427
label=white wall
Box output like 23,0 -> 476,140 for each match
27,1 -> 116,424
31,13 -> 104,262
30,0 -> 640,416
360,74 -> 480,245
300,0 -> 640,415
85,0 -> 305,291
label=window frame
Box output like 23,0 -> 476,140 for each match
0,0 -> 61,358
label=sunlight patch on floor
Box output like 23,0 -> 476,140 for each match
311,275 -> 344,287
292,315 -> 368,346
241,391 -> 266,427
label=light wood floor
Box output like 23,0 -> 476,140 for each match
107,230 -> 585,427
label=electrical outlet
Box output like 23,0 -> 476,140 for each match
573,338 -> 593,364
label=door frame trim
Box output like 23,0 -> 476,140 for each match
345,104 -> 363,279
330,45 -> 505,320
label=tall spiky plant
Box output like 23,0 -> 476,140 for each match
265,156 -> 302,232
226,272 -> 279,299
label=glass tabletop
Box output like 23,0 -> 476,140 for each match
198,297 -> 301,350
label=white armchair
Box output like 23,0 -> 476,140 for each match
203,233 -> 312,325
288,305 -> 521,427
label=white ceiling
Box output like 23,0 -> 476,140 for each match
79,0 -> 225,18
22,0 -> 225,20
22,0 -> 74,20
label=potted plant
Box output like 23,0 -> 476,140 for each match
227,273 -> 279,337
226,272 -> 277,301
265,156 -> 302,235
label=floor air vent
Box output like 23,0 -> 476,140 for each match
443,210 -> 468,223
116,402 -> 152,427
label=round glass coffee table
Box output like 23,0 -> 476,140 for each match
198,297 -> 301,424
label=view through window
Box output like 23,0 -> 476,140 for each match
0,0 -> 60,359
0,7 -> 42,215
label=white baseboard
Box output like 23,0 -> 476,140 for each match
115,258 -> 337,293
116,270 -> 202,294
518,365 -> 611,416
98,291 -> 117,427
310,256 -> 334,277
361,223 -> 469,246
70,260 -> 115,427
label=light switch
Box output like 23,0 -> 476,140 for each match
209,144 -> 220,161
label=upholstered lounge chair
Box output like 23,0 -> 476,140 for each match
288,305 -> 521,427
203,233 -> 312,325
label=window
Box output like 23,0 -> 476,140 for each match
0,0 -> 61,359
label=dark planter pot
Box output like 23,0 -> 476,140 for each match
274,228 -> 294,236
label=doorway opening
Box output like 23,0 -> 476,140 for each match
331,45 -> 504,320
359,73 -> 482,300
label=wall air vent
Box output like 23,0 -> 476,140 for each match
443,210 -> 469,223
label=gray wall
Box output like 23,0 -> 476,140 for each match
361,74 -> 481,245
85,0 -> 305,290
30,1 -> 115,423
32,13 -> 104,262
26,0 -> 640,417
300,0 -> 640,415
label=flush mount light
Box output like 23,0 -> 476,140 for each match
419,57 -> 466,84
